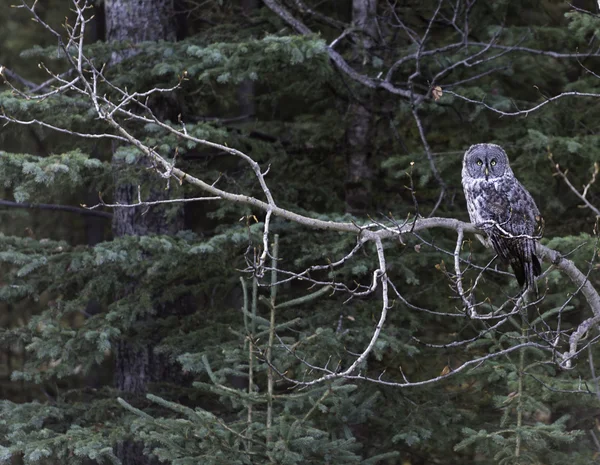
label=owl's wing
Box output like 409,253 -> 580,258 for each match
493,178 -> 542,288
501,178 -> 540,236
467,177 -> 541,288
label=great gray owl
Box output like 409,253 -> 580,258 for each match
462,143 -> 542,288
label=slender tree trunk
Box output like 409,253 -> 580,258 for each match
238,0 -> 259,118
344,0 -> 377,213
84,9 -> 108,248
103,2 -> 187,464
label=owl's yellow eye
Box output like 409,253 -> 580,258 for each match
490,159 -> 497,166
477,160 -> 483,166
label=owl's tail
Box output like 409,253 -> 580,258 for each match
510,242 -> 542,289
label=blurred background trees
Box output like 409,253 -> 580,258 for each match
1,1 -> 600,464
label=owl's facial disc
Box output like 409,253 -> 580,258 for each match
466,145 -> 506,180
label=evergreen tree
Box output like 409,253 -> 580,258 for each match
1,1 -> 600,464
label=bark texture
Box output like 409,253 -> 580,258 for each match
106,0 -> 184,387
345,102 -> 373,213
105,0 -> 177,42
114,297 -> 193,394
237,0 -> 259,118
104,1 -> 186,463
344,0 -> 377,213
111,180 -> 185,237
106,0 -> 184,238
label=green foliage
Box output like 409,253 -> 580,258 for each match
565,9 -> 600,42
0,150 -> 108,202
1,1 -> 600,465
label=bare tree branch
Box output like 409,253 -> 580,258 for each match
445,89 -> 600,117
262,0 -> 415,99
550,153 -> 600,217
0,199 -> 112,219
411,107 -> 446,214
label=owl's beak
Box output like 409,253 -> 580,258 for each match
484,166 -> 489,178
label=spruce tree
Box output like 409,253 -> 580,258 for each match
1,1 -> 600,465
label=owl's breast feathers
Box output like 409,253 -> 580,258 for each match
465,177 -> 542,288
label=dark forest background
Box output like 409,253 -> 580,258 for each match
1,0 -> 600,464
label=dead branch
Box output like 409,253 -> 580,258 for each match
550,153 -> 600,217
0,199 -> 112,219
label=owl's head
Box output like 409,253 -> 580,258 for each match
463,143 -> 512,181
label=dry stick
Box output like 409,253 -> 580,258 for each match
87,189 -> 221,210
411,107 -> 446,216
550,155 -> 600,217
287,387 -> 332,443
266,235 -> 279,444
0,199 -> 112,219
249,276 -> 259,439
453,227 -> 474,315
515,321 -> 526,459
408,0 -> 444,85
590,429 -> 600,455
270,340 -> 550,388
0,113 -> 128,142
589,346 -> 600,402
261,0 -> 414,99
240,277 -> 253,451
445,89 -> 600,117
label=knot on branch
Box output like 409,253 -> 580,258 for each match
551,252 -> 563,267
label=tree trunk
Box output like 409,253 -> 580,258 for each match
103,2 -> 187,464
237,0 -> 259,118
106,0 -> 185,391
344,0 -> 377,214
105,0 -> 185,237
105,0 -> 177,43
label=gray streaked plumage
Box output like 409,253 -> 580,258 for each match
461,143 -> 542,288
